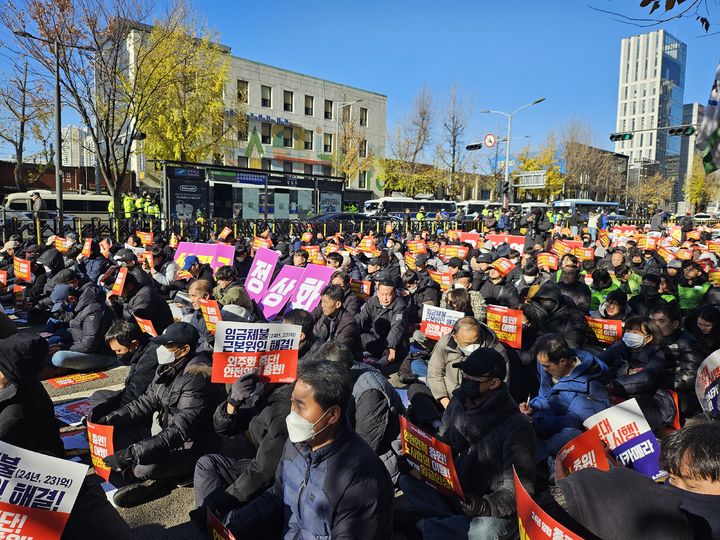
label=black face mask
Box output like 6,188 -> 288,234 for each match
459,378 -> 481,400
538,299 -> 557,313
640,285 -> 659,298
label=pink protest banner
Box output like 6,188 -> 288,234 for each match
289,263 -> 334,312
260,265 -> 306,320
0,440 -> 88,540
212,321 -> 300,383
87,422 -> 114,481
174,242 -> 235,272
485,233 -> 525,255
244,247 -> 281,303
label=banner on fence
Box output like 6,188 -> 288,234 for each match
212,321 -> 301,384
485,234 -> 525,255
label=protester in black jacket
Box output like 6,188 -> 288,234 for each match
557,267 -> 591,314
628,273 -> 677,317
528,281 -> 589,348
313,285 -> 360,351
99,323 -> 223,508
192,375 -> 292,526
111,271 -> 173,334
400,349 -> 535,538
326,271 -> 362,316
89,321 -> 160,420
113,248 -> 154,287
402,270 -> 440,325
356,279 -> 408,365
478,265 -> 519,308
520,208 -> 552,250
0,334 -> 63,456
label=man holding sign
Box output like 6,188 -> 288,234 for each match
400,349 -> 535,539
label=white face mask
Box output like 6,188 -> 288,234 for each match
407,286 -> 418,294
285,409 -> 331,443
522,275 -> 536,284
459,343 -> 480,356
454,283 -> 467,290
622,332 -> 647,349
156,345 -> 178,365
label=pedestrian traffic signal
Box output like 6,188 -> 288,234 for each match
610,132 -> 633,141
668,126 -> 696,136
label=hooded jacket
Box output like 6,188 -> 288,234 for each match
478,277 -> 520,308
101,350 -> 222,465
119,283 -> 173,334
529,350 -> 609,443
226,421 -> 393,540
0,334 -> 63,457
407,275 -> 441,325
663,330 -> 705,393
313,307 -> 360,351
557,279 -> 592,314
530,282 -> 589,349
427,326 -> 509,401
212,280 -> 246,307
440,383 -> 536,518
67,282 -> 114,354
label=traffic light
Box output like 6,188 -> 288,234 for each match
501,181 -> 510,195
668,126 -> 696,136
466,143 -> 483,151
610,132 -> 633,141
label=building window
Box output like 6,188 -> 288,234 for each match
359,139 -> 367,158
283,90 -> 293,112
261,158 -> 271,171
359,107 -> 368,127
261,85 -> 272,108
304,129 -> 313,150
321,164 -> 331,176
324,99 -> 333,120
358,171 -> 367,189
261,123 -> 271,144
283,161 -> 293,173
236,80 -> 248,103
237,156 -> 248,168
305,95 -> 314,116
323,133 -> 333,153
341,105 -> 351,123
238,127 -> 248,141
283,127 -> 293,148
304,163 -> 313,175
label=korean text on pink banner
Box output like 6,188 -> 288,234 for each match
288,264 -> 334,312
244,247 -> 280,303
173,242 -> 235,272
260,265 -> 306,320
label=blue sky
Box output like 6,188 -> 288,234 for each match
1,0 -> 718,161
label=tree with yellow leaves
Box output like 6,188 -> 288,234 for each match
514,133 -> 563,201
685,153 -> 711,212
140,7 -> 246,163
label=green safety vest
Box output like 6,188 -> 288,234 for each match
123,196 -> 135,218
661,293 -> 677,304
678,282 -> 711,311
590,282 -> 620,312
108,200 -> 114,213
147,202 -> 160,217
613,273 -> 642,297
416,212 -> 425,221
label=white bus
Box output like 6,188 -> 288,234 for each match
363,197 -> 457,218
3,190 -> 112,220
456,200 -> 521,220
550,199 -> 620,218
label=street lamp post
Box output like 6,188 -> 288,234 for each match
14,30 -> 95,222
334,99 -> 363,183
480,98 -> 545,207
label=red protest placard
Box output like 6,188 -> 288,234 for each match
708,240 -> 720,254
199,298 -> 222,334
485,234 -> 526,255
13,257 -> 31,282
301,232 -> 313,243
458,232 -> 481,248
111,267 -> 128,296
212,322 -> 301,384
400,416 -> 464,498
404,252 -> 416,271
585,316 -> 623,345
134,315 -> 158,337
709,269 -> 720,286
490,257 -> 516,277
207,508 -> 236,540
99,238 -> 111,258
537,252 -> 559,271
47,372 -> 108,389
135,230 -> 154,246
406,240 -> 427,255
251,236 -> 273,253
54,236 -> 72,254
438,244 -> 470,263
358,235 -> 376,254
169,233 -> 179,248
572,247 -> 594,262
637,236 -> 657,251
420,305 -> 464,341
428,269 -> 453,291
81,238 -> 93,258
598,229 -> 610,248
514,468 -> 583,540
349,279 -> 372,300
486,305 -> 522,348
13,285 -> 26,309
551,239 -> 572,256
218,226 -> 233,240
0,269 -> 6,286
301,245 -> 325,265
87,422 -> 114,481
555,426 -> 612,480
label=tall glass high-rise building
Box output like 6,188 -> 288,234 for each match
615,30 -> 687,202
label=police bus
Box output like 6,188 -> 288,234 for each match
456,200 -> 521,221
363,197 -> 456,219
550,199 -> 620,218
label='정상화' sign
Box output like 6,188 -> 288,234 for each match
696,350 -> 720,416
260,265 -> 306,320
420,305 -> 464,341
0,440 -> 88,540
212,321 -> 301,384
513,468 -> 583,540
585,316 -> 623,345
199,298 -> 222,334
583,398 -> 665,480
174,242 -> 235,272
554,426 -> 612,480
244,247 -> 280,303
87,422 -> 114,481
486,305 -> 522,349
399,416 -> 464,498
288,264 -> 334,312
